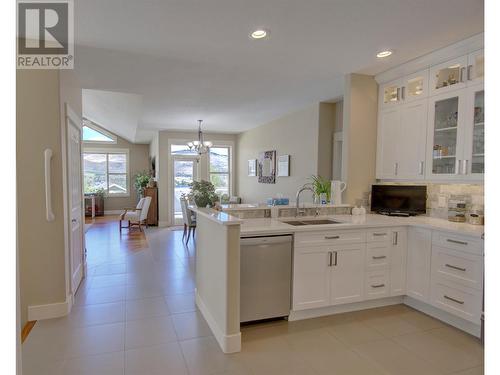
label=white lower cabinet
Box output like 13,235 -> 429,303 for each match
390,228 -> 408,296
406,227 -> 432,302
330,244 -> 365,305
292,246 -> 331,310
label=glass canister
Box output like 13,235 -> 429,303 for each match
447,195 -> 469,222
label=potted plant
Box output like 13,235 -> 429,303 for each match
310,175 -> 331,203
188,180 -> 219,208
134,171 -> 151,198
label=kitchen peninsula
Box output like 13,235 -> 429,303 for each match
193,206 -> 484,354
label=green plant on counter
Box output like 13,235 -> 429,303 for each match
188,180 -> 219,208
134,171 -> 151,197
310,175 -> 331,202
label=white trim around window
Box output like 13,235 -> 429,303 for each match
208,145 -> 233,198
83,148 -> 130,197
82,119 -> 118,144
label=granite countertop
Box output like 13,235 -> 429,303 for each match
220,203 -> 352,211
239,214 -> 485,238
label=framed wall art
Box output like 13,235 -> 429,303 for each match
258,150 -> 276,184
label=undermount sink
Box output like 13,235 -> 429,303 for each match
283,219 -> 343,226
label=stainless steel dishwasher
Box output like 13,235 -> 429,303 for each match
240,235 -> 292,323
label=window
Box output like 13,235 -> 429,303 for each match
82,120 -> 117,144
83,150 -> 129,196
209,146 -> 231,197
170,144 -> 198,156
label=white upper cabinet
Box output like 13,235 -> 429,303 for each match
466,49 -> 484,86
429,55 -> 468,96
376,99 -> 428,180
462,85 -> 484,179
379,79 -> 403,108
403,70 -> 429,103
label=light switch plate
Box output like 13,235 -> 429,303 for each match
438,195 -> 447,208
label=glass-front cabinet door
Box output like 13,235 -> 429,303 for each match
467,50 -> 484,85
403,69 -> 428,103
429,55 -> 468,96
379,79 -> 402,108
426,90 -> 466,179
463,86 -> 484,178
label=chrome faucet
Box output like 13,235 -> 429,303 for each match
295,184 -> 315,217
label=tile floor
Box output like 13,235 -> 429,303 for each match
22,218 -> 484,375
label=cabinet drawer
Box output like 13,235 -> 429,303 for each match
365,270 -> 390,300
432,231 -> 483,255
366,228 -> 391,243
430,277 -> 482,324
365,242 -> 390,269
431,246 -> 483,290
295,230 -> 366,247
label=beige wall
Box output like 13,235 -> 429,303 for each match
237,103 -> 338,204
17,69 -> 82,327
157,131 -> 238,225
317,102 -> 336,180
342,74 -> 378,205
84,134 -> 150,212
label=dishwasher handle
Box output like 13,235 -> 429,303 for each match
240,235 -> 292,246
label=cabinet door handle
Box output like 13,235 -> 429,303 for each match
372,255 -> 387,260
455,159 -> 461,175
467,64 -> 473,81
419,161 -> 424,175
393,231 -> 398,246
401,86 -> 406,100
373,232 -> 387,237
328,252 -> 333,267
444,295 -> 464,305
396,87 -> 401,101
459,67 -> 466,83
462,159 -> 468,175
333,251 -> 338,266
446,238 -> 468,246
394,162 -> 398,175
325,235 -> 340,239
445,263 -> 466,272
371,284 -> 385,288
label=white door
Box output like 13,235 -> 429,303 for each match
406,228 -> 432,302
397,99 -> 428,179
172,157 -> 198,225
429,55 -> 468,96
292,247 -> 331,310
425,89 -> 468,180
330,244 -> 365,305
390,228 -> 408,296
67,109 -> 85,295
376,107 -> 400,179
462,85 -> 484,179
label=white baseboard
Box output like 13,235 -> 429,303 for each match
403,296 -> 481,338
288,296 -> 404,321
103,210 -> 123,215
195,290 -> 241,353
28,293 -> 73,321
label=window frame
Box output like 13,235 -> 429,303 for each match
83,148 -> 130,197
208,145 -> 232,197
82,119 -> 117,145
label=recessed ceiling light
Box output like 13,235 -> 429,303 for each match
250,29 -> 268,39
376,50 -> 393,58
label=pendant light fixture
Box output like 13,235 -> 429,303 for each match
187,120 -> 212,155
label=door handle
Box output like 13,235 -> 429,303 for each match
333,251 -> 338,266
455,159 -> 461,174
445,263 -> 466,272
459,67 -> 466,83
325,235 -> 340,239
394,162 -> 398,175
44,149 -> 55,222
372,255 -> 387,260
72,219 -> 77,223
462,159 -> 468,175
401,86 -> 406,100
393,231 -> 398,246
396,87 -> 401,101
372,232 -> 387,237
328,252 -> 333,267
371,284 -> 385,288
446,238 -> 468,245
419,161 -> 424,175
444,295 -> 464,305
467,65 -> 473,81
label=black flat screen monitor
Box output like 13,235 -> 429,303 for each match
371,185 -> 427,215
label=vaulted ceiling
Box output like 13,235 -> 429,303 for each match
74,0 -> 484,143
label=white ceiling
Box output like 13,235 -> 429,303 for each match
74,0 -> 483,143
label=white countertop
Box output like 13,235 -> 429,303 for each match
190,207 -> 243,226
239,214 -> 485,238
